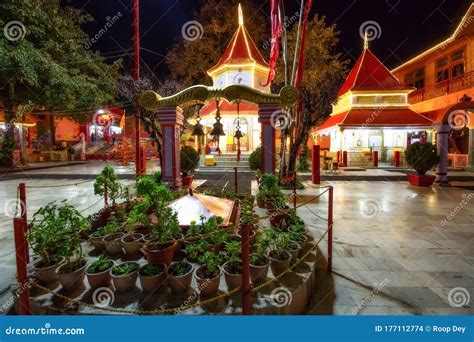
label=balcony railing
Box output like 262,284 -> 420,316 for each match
408,70 -> 474,104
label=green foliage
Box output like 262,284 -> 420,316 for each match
198,251 -> 223,275
405,142 -> 440,175
224,240 -> 241,263
140,264 -> 165,277
185,239 -> 209,261
169,261 -> 192,276
112,262 -> 138,276
86,256 -> 113,274
250,231 -> 271,266
240,203 -> 256,225
180,146 -> 199,176
94,167 -> 122,207
258,173 -> 286,208
29,200 -> 88,264
297,145 -> 311,171
249,147 -> 261,170
265,228 -> 291,258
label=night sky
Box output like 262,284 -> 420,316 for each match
65,0 -> 471,77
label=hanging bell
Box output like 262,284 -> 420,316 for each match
234,127 -> 243,139
210,120 -> 225,136
191,120 -> 205,136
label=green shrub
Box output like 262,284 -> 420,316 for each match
180,146 -> 199,176
249,147 -> 261,170
405,142 -> 440,175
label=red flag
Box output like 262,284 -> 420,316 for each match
262,0 -> 282,86
293,0 -> 313,88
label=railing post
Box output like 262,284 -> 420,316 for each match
292,170 -> 297,209
327,186 -> 333,274
18,183 -> 29,262
13,218 -> 31,315
104,184 -> 108,207
234,167 -> 238,194
373,151 -> 378,168
311,145 -> 320,184
240,200 -> 251,315
342,151 -> 348,167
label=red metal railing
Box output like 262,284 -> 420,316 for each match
408,70 -> 474,104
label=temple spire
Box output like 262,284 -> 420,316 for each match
238,3 -> 244,26
363,31 -> 369,50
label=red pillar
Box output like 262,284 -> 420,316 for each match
258,105 -> 278,174
311,145 -> 320,184
14,218 -> 31,315
327,186 -> 333,274
373,151 -> 378,168
393,151 -> 400,167
140,147 -> 147,174
134,0 -> 141,177
18,183 -> 29,262
342,151 -> 348,167
241,203 -> 251,315
157,107 -> 184,189
336,150 -> 341,164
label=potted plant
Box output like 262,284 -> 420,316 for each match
195,251 -> 223,296
180,146 -> 199,187
250,232 -> 270,284
267,229 -> 292,276
29,200 -> 87,285
167,261 -> 194,294
222,240 -> 242,291
405,142 -> 440,186
286,240 -> 301,263
240,203 -> 256,231
93,166 -> 123,208
86,256 -> 114,289
139,263 -> 167,293
185,239 -> 209,262
56,231 -> 88,290
110,262 -> 139,292
143,205 -> 180,265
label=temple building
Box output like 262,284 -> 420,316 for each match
391,3 -> 474,170
198,4 -> 269,153
314,39 -> 434,166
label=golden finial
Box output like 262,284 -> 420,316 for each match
363,31 -> 369,50
238,3 -> 244,26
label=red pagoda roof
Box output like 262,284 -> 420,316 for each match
317,108 -> 433,131
338,48 -> 412,97
208,6 -> 268,75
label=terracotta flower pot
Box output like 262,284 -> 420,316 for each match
139,263 -> 167,293
250,258 -> 269,284
86,261 -> 114,289
223,261 -> 242,291
110,262 -> 139,292
407,173 -> 436,186
121,233 -> 144,256
167,261 -> 194,294
34,257 -> 65,284
286,242 -> 301,263
195,265 -> 221,296
89,234 -> 106,251
143,240 -> 177,266
103,232 -> 125,255
57,259 -> 87,290
256,196 -> 266,208
268,250 -> 291,276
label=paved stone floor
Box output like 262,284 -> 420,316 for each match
0,166 -> 473,315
